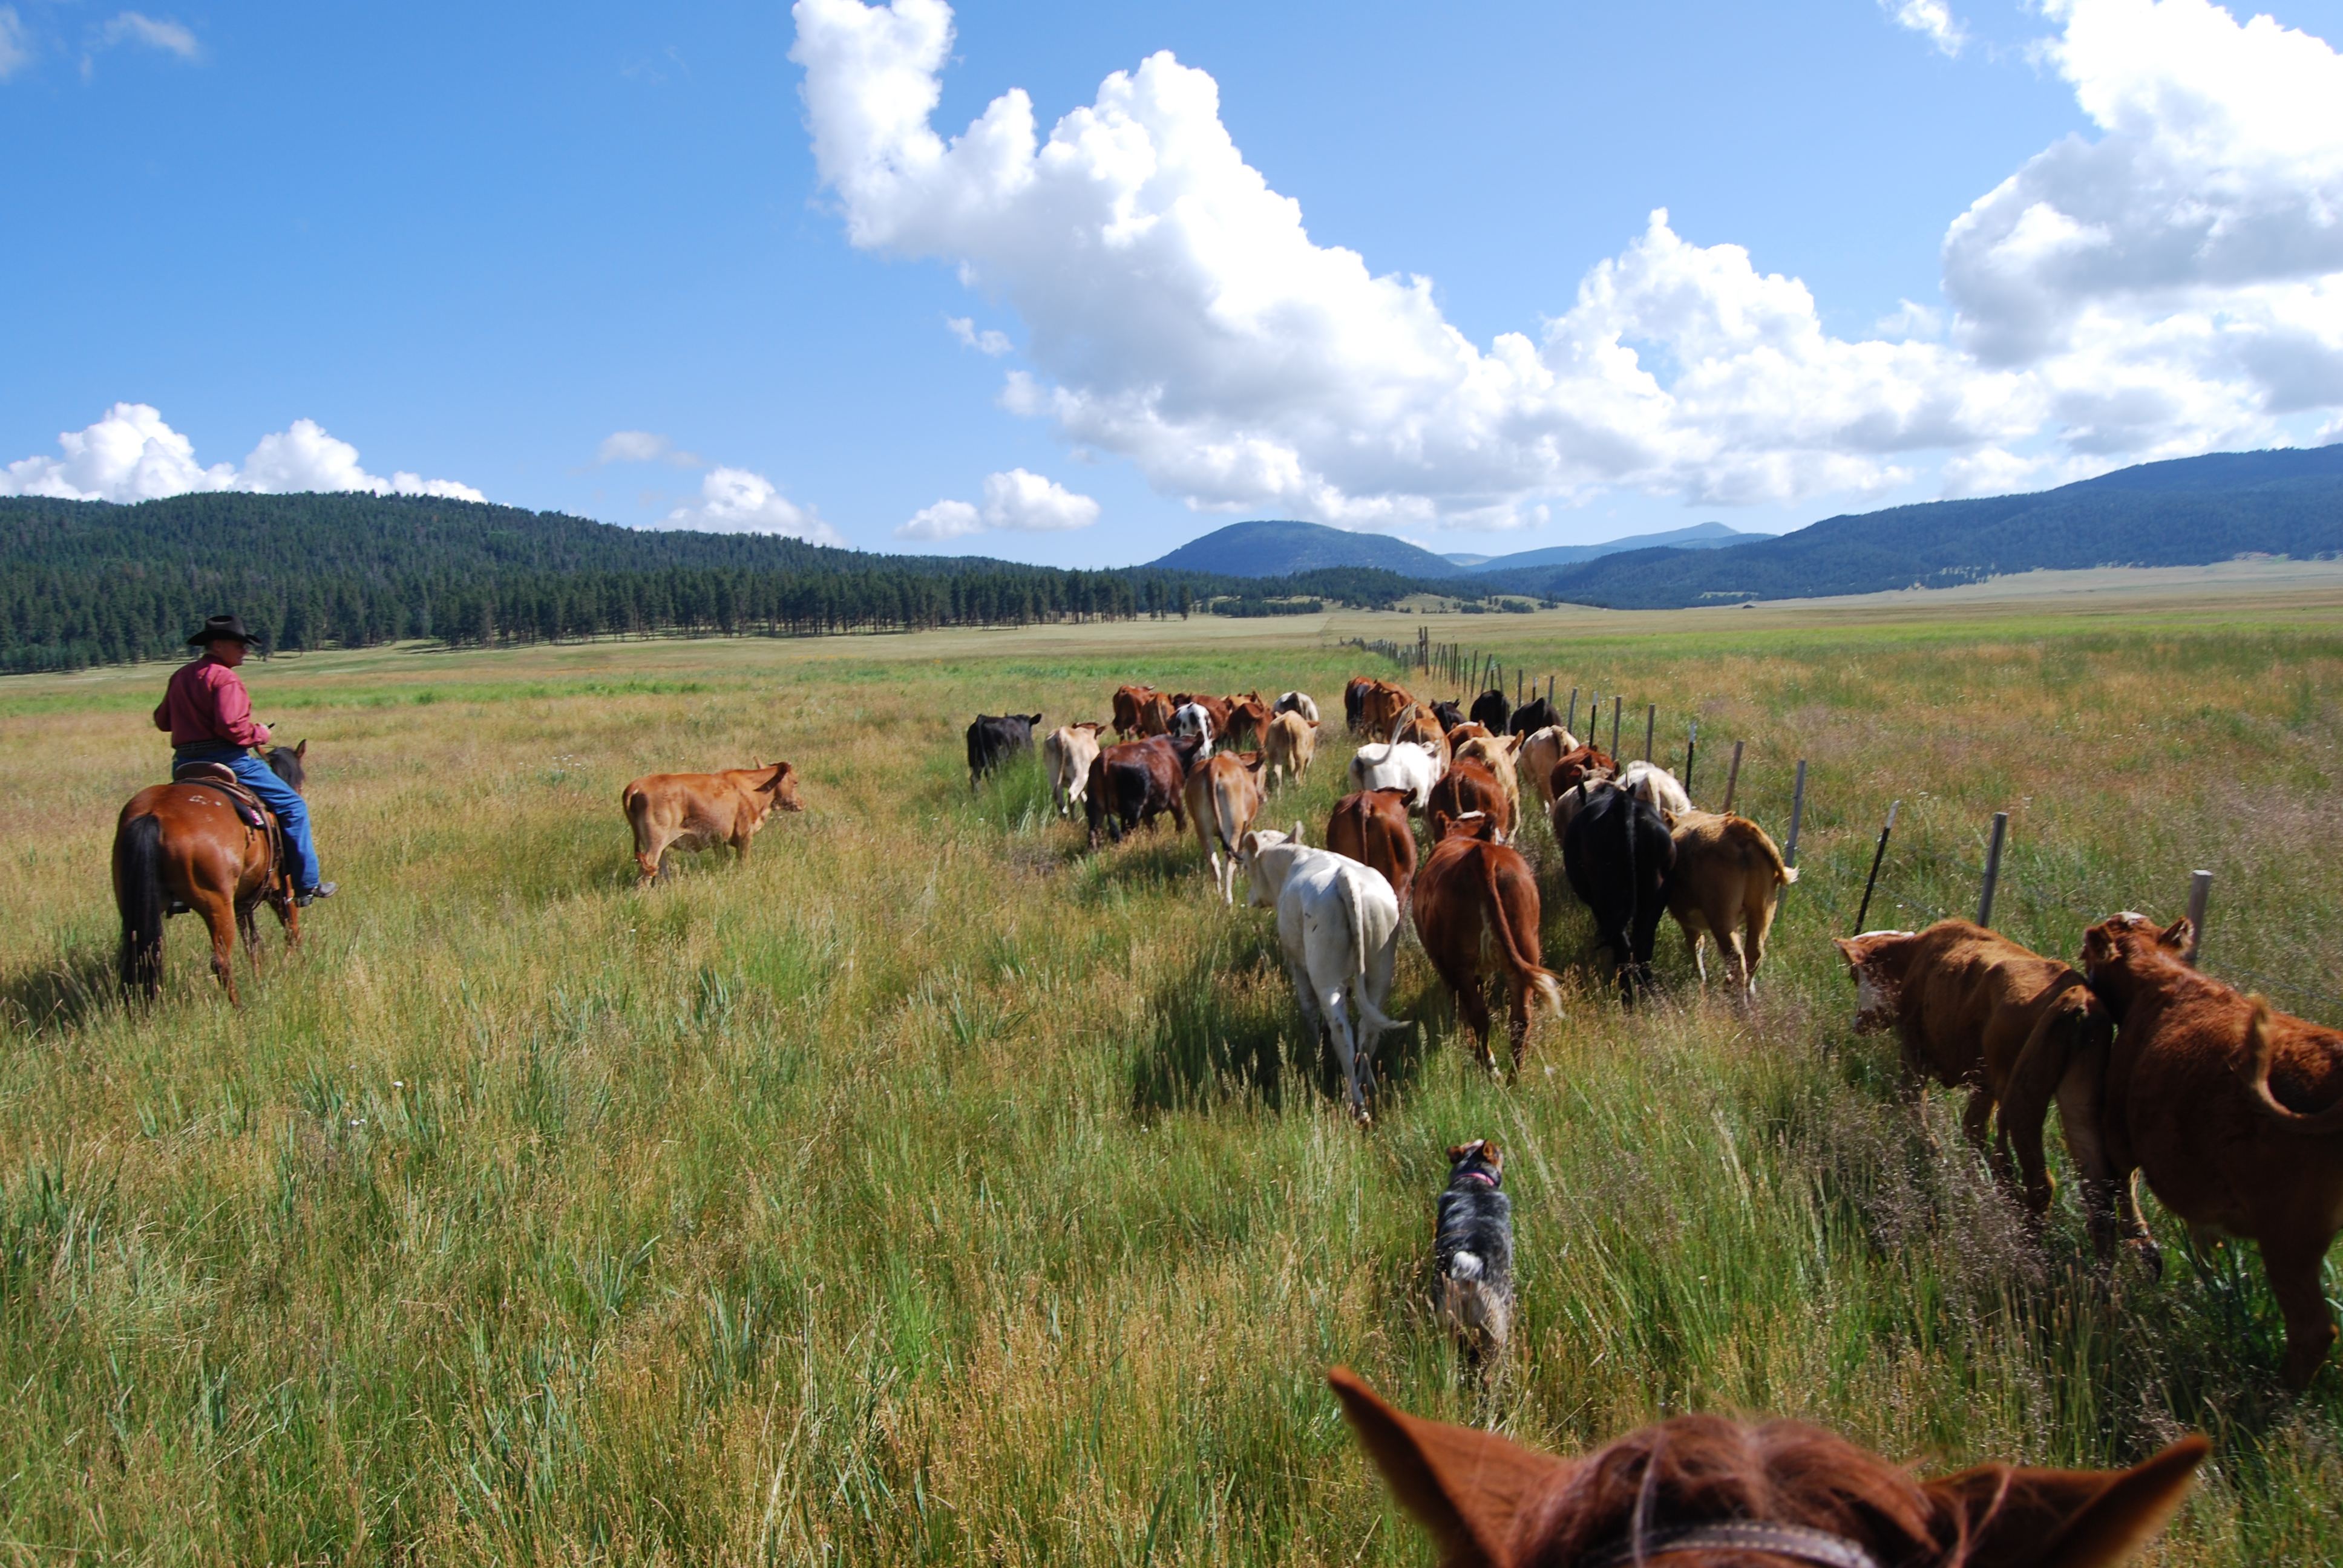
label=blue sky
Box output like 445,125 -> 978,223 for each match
5,0 -> 2343,566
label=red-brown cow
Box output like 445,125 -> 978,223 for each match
1427,759 -> 1513,843
1413,814 -> 1564,1073
1137,691 -> 1175,737
1085,733 -> 1205,848
2082,912 -> 2343,1388
1221,690 -> 1272,747
1358,681 -> 1415,740
622,762 -> 804,885
1111,684 -> 1158,740
1326,788 -> 1418,910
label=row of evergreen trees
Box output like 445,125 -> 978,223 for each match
0,492 -> 1422,673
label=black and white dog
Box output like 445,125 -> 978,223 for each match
1434,1139 -> 1514,1360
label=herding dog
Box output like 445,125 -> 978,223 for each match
1434,1140 -> 1514,1362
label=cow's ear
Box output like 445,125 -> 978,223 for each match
1238,831 -> 1260,859
1928,1436 -> 2206,1568
1328,1368 -> 1568,1568
1832,937 -> 1862,967
2156,917 -> 2192,953
1291,821 -> 1306,844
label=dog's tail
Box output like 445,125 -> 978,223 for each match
2235,997 -> 2343,1135
1446,1250 -> 1485,1282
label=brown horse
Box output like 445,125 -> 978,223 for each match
114,743 -> 308,1004
1331,1367 -> 2205,1568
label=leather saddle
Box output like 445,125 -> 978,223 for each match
171,759 -> 272,832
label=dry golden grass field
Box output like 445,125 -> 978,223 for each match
1,579 -> 2339,1564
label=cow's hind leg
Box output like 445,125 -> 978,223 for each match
1320,984 -> 1369,1122
2265,1239 -> 2341,1390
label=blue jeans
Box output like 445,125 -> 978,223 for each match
176,745 -> 323,892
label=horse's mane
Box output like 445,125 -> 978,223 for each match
1534,1414 -> 1955,1566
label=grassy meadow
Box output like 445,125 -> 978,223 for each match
1,590 -> 2339,1564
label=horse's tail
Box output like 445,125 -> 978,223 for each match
117,811 -> 167,999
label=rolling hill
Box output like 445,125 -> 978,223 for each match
1452,521 -> 1769,572
1142,520 -> 1471,578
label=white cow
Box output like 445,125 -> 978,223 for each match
1346,739 -> 1441,814
1619,760 -> 1693,823
1273,690 -> 1320,724
1170,701 -> 1215,758
1239,825 -> 1406,1122
1041,722 -> 1105,817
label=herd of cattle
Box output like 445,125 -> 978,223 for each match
626,669 -> 2343,1387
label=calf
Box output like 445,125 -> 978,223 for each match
1665,811 -> 1797,993
1508,694 -> 1558,737
1171,693 -> 1233,742
1343,676 -> 1375,734
1347,734 -> 1441,815
1169,700 -> 1216,757
1517,725 -> 1579,810
1085,733 -> 1204,848
1429,700 -> 1468,733
1185,750 -> 1267,903
1358,680 -> 1415,739
1264,710 -> 1317,788
1427,759 -> 1513,843
1326,788 -> 1418,911
1468,687 -> 1511,734
1273,690 -> 1319,724
1414,814 -> 1565,1073
1391,705 -> 1450,769
1547,743 -> 1615,801
1450,733 -> 1521,817
1239,826 -> 1406,1122
1562,781 -> 1675,1002
965,713 -> 1043,789
1619,759 -> 1692,823
1222,690 -> 1272,747
1042,723 -> 1106,817
622,762 -> 804,886
1110,684 -> 1156,740
2082,912 -> 2343,1388
1834,920 -> 2135,1250
1138,691 -> 1175,736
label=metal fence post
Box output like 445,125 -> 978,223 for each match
1643,703 -> 1656,763
2185,870 -> 2212,963
1784,760 -> 1807,866
1854,800 -> 1900,934
1683,720 -> 1698,797
1611,696 -> 1623,758
1976,811 -> 2008,927
1722,739 -> 1745,813
1567,687 -> 1579,736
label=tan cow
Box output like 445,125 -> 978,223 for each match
1358,680 -> 1415,740
2083,912 -> 2343,1387
1835,920 -> 2138,1253
1264,710 -> 1317,788
1518,725 -> 1579,810
1043,722 -> 1106,816
1184,750 -> 1267,903
621,762 -> 804,885
1664,811 -> 1796,993
1450,733 -> 1522,817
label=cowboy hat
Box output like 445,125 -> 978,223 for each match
187,613 -> 261,647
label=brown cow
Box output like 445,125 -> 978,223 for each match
1518,725 -> 1579,810
1547,743 -> 1616,801
1391,704 -> 1450,770
1358,680 -> 1415,740
1184,750 -> 1267,903
1450,733 -> 1521,816
2082,912 -> 2343,1388
1329,1368 -> 2207,1568
1443,720 -> 1493,745
1111,684 -> 1157,740
1326,788 -> 1417,910
1343,676 -> 1377,734
1221,690 -> 1272,746
1264,710 -> 1317,788
1413,814 -> 1564,1073
1664,811 -> 1796,993
1834,920 -> 2138,1251
1170,692 -> 1233,740
622,762 -> 804,885
1086,732 -> 1204,847
1136,691 -> 1175,737
1427,759 -> 1514,843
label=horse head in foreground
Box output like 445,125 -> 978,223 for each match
114,741 -> 310,1005
1329,1367 -> 2204,1568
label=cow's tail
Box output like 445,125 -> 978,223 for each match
1478,850 -> 1564,1019
1387,703 -> 1418,747
117,811 -> 167,999
1745,817 -> 1799,886
2235,997 -> 2343,1135
1342,868 -> 1407,1035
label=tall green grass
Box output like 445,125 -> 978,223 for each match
0,611 -> 2336,1563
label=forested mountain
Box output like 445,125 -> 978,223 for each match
1452,521 -> 1767,572
1144,520 -> 1471,578
0,492 -> 1390,673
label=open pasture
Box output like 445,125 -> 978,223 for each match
1,592 -> 2339,1564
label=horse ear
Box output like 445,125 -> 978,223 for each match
1327,1368 -> 1570,1568
295,739 -> 307,759
1929,1436 -> 2207,1568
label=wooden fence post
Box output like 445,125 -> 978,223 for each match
1784,760 -> 1807,866
1854,800 -> 1900,933
1722,739 -> 1745,812
2184,870 -> 2212,963
1976,811 -> 2008,927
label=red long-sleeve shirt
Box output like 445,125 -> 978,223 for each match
153,654 -> 271,750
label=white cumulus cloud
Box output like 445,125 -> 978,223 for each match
98,11 -> 198,60
658,466 -> 845,544
595,430 -> 704,467
0,403 -> 483,503
946,316 -> 1012,354
1886,0 -> 1968,57
895,467 -> 1099,539
793,0 -> 2343,521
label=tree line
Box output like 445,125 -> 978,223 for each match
0,492 -> 1434,673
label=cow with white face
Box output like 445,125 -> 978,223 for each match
1170,701 -> 1216,758
1239,824 -> 1406,1123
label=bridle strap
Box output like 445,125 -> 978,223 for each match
1581,1521 -> 1886,1568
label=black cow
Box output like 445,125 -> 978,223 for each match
1509,696 -> 1558,737
1430,700 -> 1467,733
1561,780 -> 1676,1003
966,713 -> 1043,789
1469,688 -> 1511,734
1084,733 -> 1207,848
